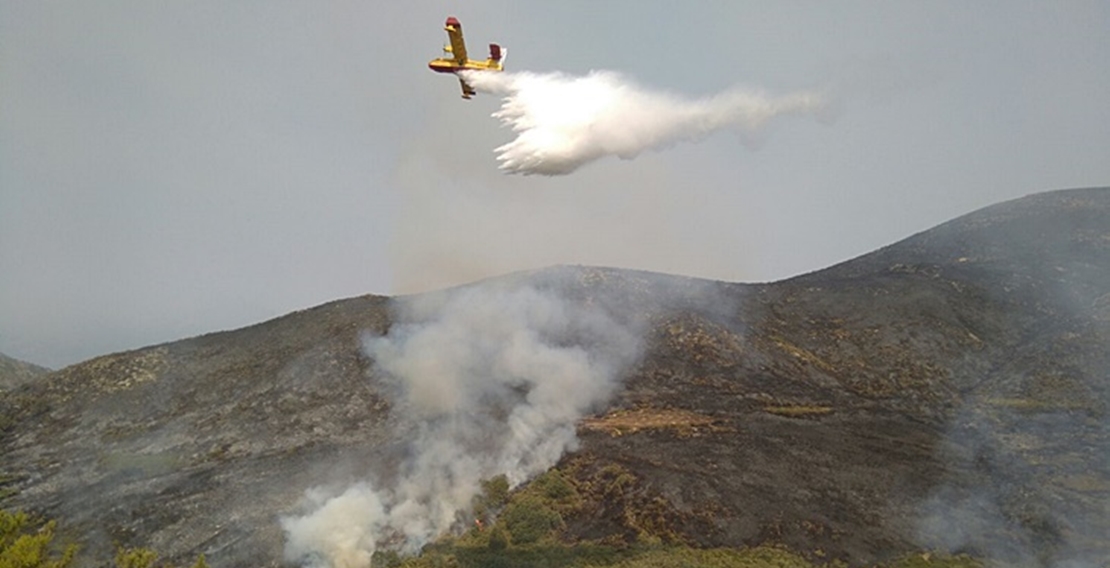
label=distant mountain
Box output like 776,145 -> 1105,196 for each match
1,187 -> 1107,567
0,352 -> 51,392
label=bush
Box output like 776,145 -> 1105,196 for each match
113,547 -> 210,568
480,476 -> 510,510
472,475 -> 511,524
372,549 -> 402,568
115,548 -> 158,568
531,471 -> 575,503
0,510 -> 76,568
486,526 -> 508,552
1,510 -> 212,568
499,497 -> 562,545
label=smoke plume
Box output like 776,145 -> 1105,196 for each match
282,275 -> 642,567
460,69 -> 827,175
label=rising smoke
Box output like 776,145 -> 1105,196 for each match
460,69 -> 828,175
282,275 -> 643,567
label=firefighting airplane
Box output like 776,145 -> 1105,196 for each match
427,16 -> 505,99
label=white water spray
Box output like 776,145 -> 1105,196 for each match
461,69 -> 827,175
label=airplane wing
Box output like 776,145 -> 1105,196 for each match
445,16 -> 468,65
458,77 -> 476,99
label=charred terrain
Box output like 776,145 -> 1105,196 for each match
2,187 -> 1108,567
0,353 -> 51,393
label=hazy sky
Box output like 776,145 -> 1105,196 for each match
3,1 -> 1109,368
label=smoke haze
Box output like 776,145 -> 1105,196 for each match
461,70 -> 828,175
282,276 -> 642,567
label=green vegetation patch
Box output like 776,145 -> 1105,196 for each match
599,545 -> 822,568
0,510 -> 75,568
1,509 -> 209,568
385,467 -> 987,568
394,541 -> 983,568
500,496 -> 563,545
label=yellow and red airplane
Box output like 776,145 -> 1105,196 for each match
427,16 -> 505,99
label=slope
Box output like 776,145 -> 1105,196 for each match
1,187 -> 1107,567
0,353 -> 51,393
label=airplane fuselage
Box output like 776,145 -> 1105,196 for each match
427,59 -> 498,74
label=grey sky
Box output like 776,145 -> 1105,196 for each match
2,1 -> 1108,368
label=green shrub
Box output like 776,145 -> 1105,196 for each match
480,476 -> 510,510
1,510 -> 213,568
115,547 -> 158,568
499,497 -> 562,545
486,526 -> 508,552
0,510 -> 76,568
372,549 -> 402,568
531,471 -> 576,503
472,475 -> 511,524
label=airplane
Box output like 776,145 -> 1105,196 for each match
427,16 -> 505,99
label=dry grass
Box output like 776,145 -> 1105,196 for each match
580,407 -> 723,437
762,405 -> 835,418
768,335 -> 839,375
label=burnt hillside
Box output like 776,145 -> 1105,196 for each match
571,187 -> 1109,566
1,187 -> 1107,567
0,352 -> 51,393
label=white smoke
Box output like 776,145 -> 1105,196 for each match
460,69 -> 828,175
282,484 -> 385,568
282,277 -> 642,567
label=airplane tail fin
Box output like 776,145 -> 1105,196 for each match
488,43 -> 505,69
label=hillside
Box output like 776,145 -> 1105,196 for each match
0,352 -> 51,393
1,187 -> 1107,567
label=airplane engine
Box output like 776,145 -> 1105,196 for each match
488,43 -> 503,62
